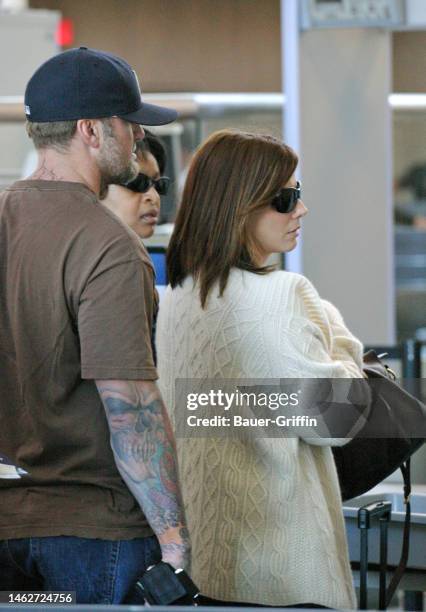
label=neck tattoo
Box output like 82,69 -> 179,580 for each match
29,162 -> 63,181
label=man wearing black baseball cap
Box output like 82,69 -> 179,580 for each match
24,46 -> 178,196
0,48 -> 190,603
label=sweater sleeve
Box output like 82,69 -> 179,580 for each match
263,274 -> 371,446
321,299 -> 364,377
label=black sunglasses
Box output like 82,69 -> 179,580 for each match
126,173 -> 171,196
271,181 -> 302,214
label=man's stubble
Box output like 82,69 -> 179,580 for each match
97,120 -> 139,199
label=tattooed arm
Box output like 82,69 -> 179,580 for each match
95,379 -> 190,569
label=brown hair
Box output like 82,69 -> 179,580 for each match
167,129 -> 298,308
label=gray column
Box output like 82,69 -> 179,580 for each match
285,26 -> 395,344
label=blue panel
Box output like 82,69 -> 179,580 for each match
148,250 -> 167,286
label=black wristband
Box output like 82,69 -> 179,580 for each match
135,561 -> 199,605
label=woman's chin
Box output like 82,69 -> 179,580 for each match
140,227 -> 155,240
130,223 -> 155,240
283,238 -> 298,253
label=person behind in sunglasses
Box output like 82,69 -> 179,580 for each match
104,129 -> 170,239
155,129 -> 367,609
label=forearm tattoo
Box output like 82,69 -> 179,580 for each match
161,527 -> 191,567
97,381 -> 187,542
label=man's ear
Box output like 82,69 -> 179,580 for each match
76,119 -> 103,149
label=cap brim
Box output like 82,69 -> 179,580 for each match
119,102 -> 178,126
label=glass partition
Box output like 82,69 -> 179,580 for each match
392,94 -> 426,342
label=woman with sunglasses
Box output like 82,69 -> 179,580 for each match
156,130 -> 366,608
103,129 -> 170,239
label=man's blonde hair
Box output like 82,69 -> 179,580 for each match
26,120 -> 78,151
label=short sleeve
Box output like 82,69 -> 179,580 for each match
78,255 -> 158,381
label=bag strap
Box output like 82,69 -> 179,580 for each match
385,459 -> 411,608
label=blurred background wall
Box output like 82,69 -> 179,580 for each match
29,0 -> 426,93
29,0 -> 281,92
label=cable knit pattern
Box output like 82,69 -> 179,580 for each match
156,269 -> 363,608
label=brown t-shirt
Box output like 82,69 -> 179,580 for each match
0,180 -> 158,540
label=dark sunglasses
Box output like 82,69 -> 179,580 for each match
126,173 -> 171,196
271,181 -> 302,214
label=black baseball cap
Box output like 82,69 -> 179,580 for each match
24,47 -> 177,126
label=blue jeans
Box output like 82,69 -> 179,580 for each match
0,535 -> 161,604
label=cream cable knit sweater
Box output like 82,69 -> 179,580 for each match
156,269 -> 364,608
